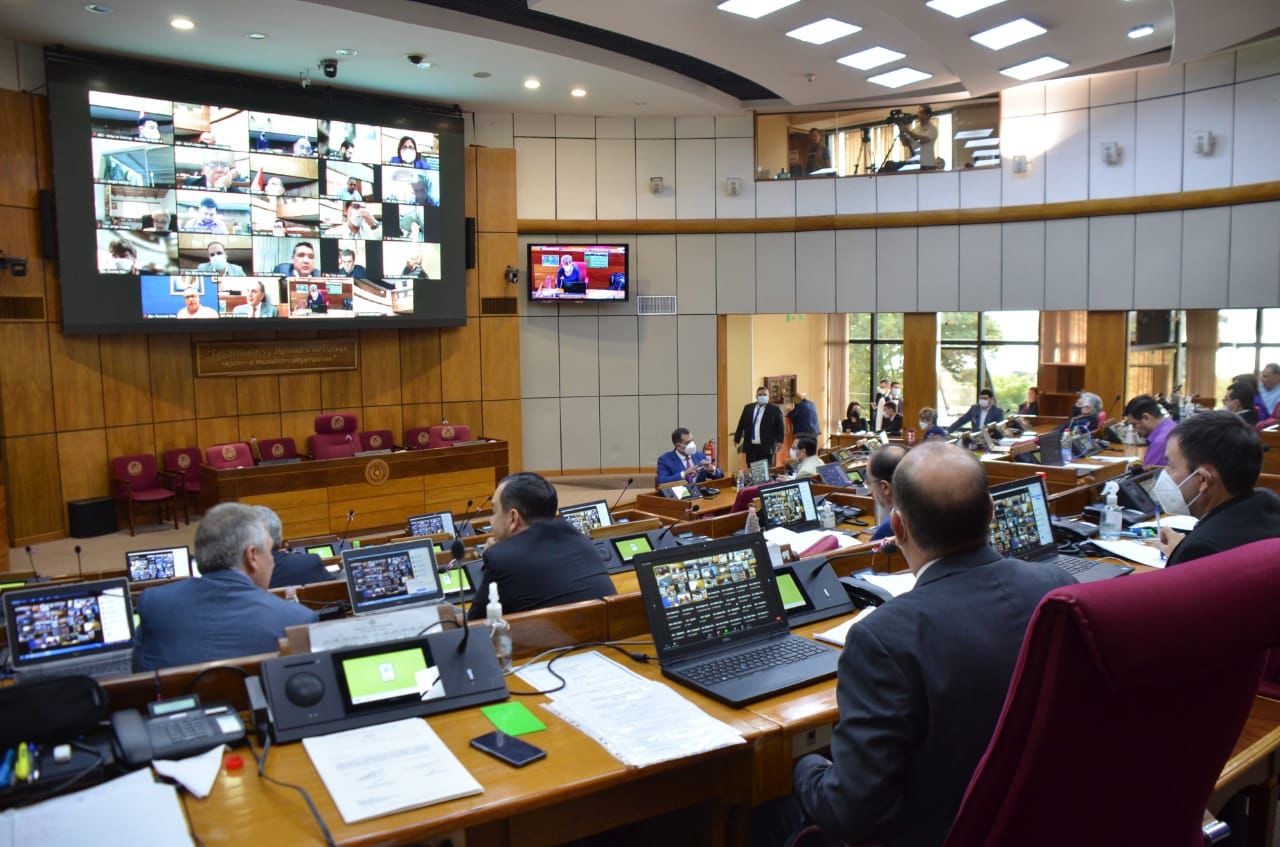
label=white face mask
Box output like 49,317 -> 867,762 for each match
208,254 -> 227,270
1152,468 -> 1202,516
890,389 -> 901,399
682,441 -> 698,457
757,395 -> 768,405
114,258 -> 135,272
919,420 -> 929,431
978,398 -> 990,409
789,448 -> 799,460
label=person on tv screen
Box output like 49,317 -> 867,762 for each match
292,137 -> 313,157
271,220 -> 287,236
231,279 -> 278,318
556,254 -> 584,291
262,175 -> 286,197
337,248 -> 367,280
272,242 -> 319,277
389,136 -> 427,169
401,252 -> 427,279
144,210 -> 171,233
338,178 -> 363,202
183,197 -> 229,234
325,200 -> 380,238
184,154 -> 239,191
176,285 -> 218,319
137,118 -> 162,141
337,140 -> 354,161
307,283 -> 327,313
196,242 -> 245,276
107,239 -> 138,274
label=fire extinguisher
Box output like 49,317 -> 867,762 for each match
703,438 -> 716,464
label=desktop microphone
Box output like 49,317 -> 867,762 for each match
449,538 -> 466,565
335,510 -> 356,552
610,477 -> 634,512
657,504 -> 701,546
74,545 -> 84,582
458,495 -> 491,537
24,546 -> 47,583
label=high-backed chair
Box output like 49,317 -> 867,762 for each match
162,447 -> 202,517
942,539 -> 1280,847
359,430 -> 395,452
309,413 -> 358,460
205,442 -> 254,470
110,454 -> 181,536
256,436 -> 301,463
731,485 -> 761,513
405,422 -> 472,450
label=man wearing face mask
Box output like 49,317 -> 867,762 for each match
195,242 -> 246,276
735,388 -> 785,467
878,401 -> 903,436
789,437 -> 823,479
865,444 -> 907,541
1223,382 -> 1260,427
657,428 -> 724,485
1152,411 -> 1280,567
917,407 -> 947,440
947,388 -> 1004,434
1122,394 -> 1175,467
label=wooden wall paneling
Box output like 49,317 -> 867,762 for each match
0,89 -> 38,207
359,404 -> 403,442
440,321 -> 482,402
1184,309 -> 1219,402
238,413 -> 283,445
152,419 -> 199,456
482,399 -> 523,472
57,428 -> 108,506
236,375 -> 281,416
98,336 -> 153,426
442,401 -> 484,434
464,147 -> 477,221
401,402 -> 444,434
44,263 -> 60,324
902,312 -> 939,428
359,329 -> 402,407
147,334 -> 196,422
278,371 -> 322,412
5,435 -> 65,543
0,208 -> 46,297
196,416 -> 242,452
32,94 -> 52,193
49,330 -> 105,432
398,329 -> 442,405
318,362 -> 362,411
0,322 -> 54,437
477,232 -> 518,300
280,410 -> 323,456
479,316 -> 521,401
193,375 -> 238,419
1084,311 -> 1130,414
476,148 -> 518,232
105,423 -> 158,463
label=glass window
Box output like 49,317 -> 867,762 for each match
937,311 -> 1039,423
848,313 -> 871,339
940,311 -> 977,341
845,312 -> 903,410
847,343 -> 872,407
1215,309 -> 1280,400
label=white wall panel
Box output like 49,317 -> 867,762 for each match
596,117 -> 635,139
1090,70 -> 1136,107
638,395 -> 678,467
754,232 -> 796,314
556,115 -> 595,138
1088,103 -> 1136,199
875,173 -> 918,213
836,176 -> 876,214
635,139 -> 676,219
796,178 -> 836,216
514,137 -> 556,220
1001,221 -> 1046,310
595,139 -> 637,219
595,234 -> 637,319
1000,115 -> 1046,206
638,316 -> 678,395
599,396 -> 640,469
560,397 -> 601,471
473,113 -> 514,148
557,314 -> 599,397
917,171 -> 959,211
716,115 -> 754,137
1185,53 -> 1236,92
1002,82 -> 1045,117
555,139 -> 596,219
1044,219 -> 1089,310
513,114 -> 555,137
959,169 -> 1001,208
636,117 -> 675,139
676,234 -> 718,314
675,139 -> 717,219
836,230 -> 877,313
1232,76 -> 1280,186
1133,212 -> 1183,309
1180,207 -> 1231,308
1183,87 -> 1235,191
1045,77 -> 1089,113
598,316 -> 639,396
715,137 -> 756,219
1087,215 -> 1136,309
677,315 -> 718,394
756,180 -> 796,218
1134,95 -> 1184,195
522,398 -> 562,471
676,116 -> 715,138
1228,202 -> 1280,307
958,224 -> 1002,311
1136,65 -> 1184,100
796,231 -> 836,314
520,316 -> 561,398
678,396 -> 719,457
1235,39 -> 1280,82
876,228 -> 918,312
916,226 -> 960,312
636,234 -> 677,297
716,233 -> 756,313
1044,109 -> 1090,203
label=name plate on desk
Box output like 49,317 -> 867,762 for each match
194,338 -> 359,377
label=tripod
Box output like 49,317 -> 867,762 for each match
878,121 -> 907,172
854,127 -> 873,175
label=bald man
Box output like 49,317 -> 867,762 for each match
784,442 -> 1075,847
865,443 -> 908,541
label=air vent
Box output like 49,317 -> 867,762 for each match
637,295 -> 677,316
0,297 -> 45,320
480,297 -> 518,315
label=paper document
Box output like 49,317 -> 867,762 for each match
763,527 -> 858,553
859,570 -> 916,598
1090,539 -> 1167,568
303,718 -> 481,824
815,607 -> 876,646
152,744 -> 227,799
1131,515 -> 1198,532
309,607 -> 447,653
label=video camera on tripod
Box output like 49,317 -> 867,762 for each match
887,108 -> 913,127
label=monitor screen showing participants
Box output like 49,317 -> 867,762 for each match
438,567 -> 472,595
125,546 -> 192,582
758,480 -> 818,529
408,511 -> 455,538
988,478 -> 1055,558
337,643 -> 444,708
611,534 -> 654,563
5,580 -> 134,667
748,459 -> 770,484
47,54 -> 465,333
306,544 -> 336,558
815,463 -> 851,487
342,541 -> 442,614
527,244 -> 628,302
559,500 -> 612,535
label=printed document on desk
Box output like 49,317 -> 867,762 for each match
1090,539 -> 1167,568
763,527 -> 859,552
815,607 -> 876,646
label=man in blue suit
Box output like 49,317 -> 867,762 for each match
135,503 -> 317,671
254,506 -> 334,589
657,427 -> 724,485
946,387 -> 1004,433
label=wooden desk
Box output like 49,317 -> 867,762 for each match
635,482 -> 741,521
199,441 -> 509,538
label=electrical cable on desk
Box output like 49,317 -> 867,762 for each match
180,663 -> 251,695
508,640 -> 658,697
416,617 -> 463,638
246,732 -> 336,847
2,741 -> 107,808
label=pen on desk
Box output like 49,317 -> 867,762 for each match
0,748 -> 14,787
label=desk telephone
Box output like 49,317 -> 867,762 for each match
110,695 -> 245,766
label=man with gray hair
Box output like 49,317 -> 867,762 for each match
253,505 -> 332,589
134,503 -> 317,671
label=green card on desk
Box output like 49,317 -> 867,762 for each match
482,702 -> 546,736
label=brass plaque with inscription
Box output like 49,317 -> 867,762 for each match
194,338 -> 359,377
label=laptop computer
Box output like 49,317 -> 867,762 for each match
559,500 -> 613,535
757,479 -> 820,531
658,480 -> 699,501
407,510 -> 456,539
632,535 -> 839,706
988,477 -> 1133,582
341,539 -> 445,616
124,545 -> 194,582
4,578 -> 136,681
748,459 -> 771,485
815,462 -> 864,489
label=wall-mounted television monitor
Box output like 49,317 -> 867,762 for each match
527,244 -> 628,302
45,51 -> 466,333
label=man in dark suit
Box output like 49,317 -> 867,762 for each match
787,393 -> 821,439
254,506 -> 333,589
657,427 -> 724,485
734,388 -> 785,466
135,503 -> 317,671
1154,412 -> 1280,566
946,387 -> 1004,433
775,442 -> 1074,847
468,473 -> 616,620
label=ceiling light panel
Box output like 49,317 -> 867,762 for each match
964,138 -> 1001,148
953,129 -> 994,140
786,18 -> 863,45
837,46 -> 906,71
716,0 -> 801,19
1128,24 -> 1155,39
867,67 -> 933,88
974,158 -> 1001,167
1000,56 -> 1068,80
926,0 -> 1007,19
972,149 -> 1002,157
971,18 -> 1046,50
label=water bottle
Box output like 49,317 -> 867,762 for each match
1099,483 -> 1123,541
820,500 -> 836,530
736,468 -> 747,489
1061,429 -> 1073,464
744,505 -> 761,534
486,583 -> 512,672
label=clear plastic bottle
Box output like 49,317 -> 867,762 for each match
1061,429 -> 1074,464
820,500 -> 836,530
486,583 -> 512,672
744,505 -> 761,534
1099,482 -> 1123,541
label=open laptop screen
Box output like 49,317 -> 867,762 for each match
407,511 -> 455,538
988,477 -> 1056,560
815,463 -> 851,487
748,459 -> 770,484
559,500 -> 612,535
5,579 -> 134,668
341,540 -> 442,615
757,479 -> 818,530
125,546 -> 192,582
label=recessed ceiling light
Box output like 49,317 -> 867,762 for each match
786,18 -> 863,45
473,71 -> 491,78
974,158 -> 1001,167
954,128 -> 994,140
717,0 -> 801,19
570,87 -> 587,97
170,16 -> 195,30
335,48 -> 357,57
971,18 -> 1046,50
926,0 -> 1007,18
1000,56 -> 1069,80
837,46 -> 906,71
523,78 -> 541,90
964,138 -> 1001,148
246,32 -> 269,40
972,149 -> 1002,157
83,3 -> 112,13
868,67 -> 933,88
1128,24 -> 1155,39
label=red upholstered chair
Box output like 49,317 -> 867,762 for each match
942,539 -> 1280,847
309,413 -> 358,460
428,423 -> 471,448
110,454 -> 182,536
1261,650 -> 1280,700
256,436 -> 300,463
404,426 -> 432,451
163,447 -> 202,517
798,535 -> 840,559
359,430 -> 395,452
205,442 -> 254,470
731,485 -> 761,513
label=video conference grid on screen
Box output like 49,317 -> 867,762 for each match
989,481 -> 1054,557
89,92 -> 443,321
527,244 -> 628,302
653,546 -> 774,650
10,588 -> 133,663
348,549 -> 439,610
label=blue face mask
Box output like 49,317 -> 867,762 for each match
757,395 -> 768,405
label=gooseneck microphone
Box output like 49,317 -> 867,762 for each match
610,477 -> 634,512
335,510 -> 356,553
458,495 -> 491,537
25,546 -> 47,583
74,545 -> 84,582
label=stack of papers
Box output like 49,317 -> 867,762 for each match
1089,539 -> 1167,568
0,769 -> 194,846
515,652 -> 745,769
309,607 -> 446,652
815,607 -> 876,646
859,571 -> 916,598
763,527 -> 859,553
1131,515 -> 1198,532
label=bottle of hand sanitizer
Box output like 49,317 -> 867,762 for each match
486,583 -> 512,672
1099,481 -> 1123,541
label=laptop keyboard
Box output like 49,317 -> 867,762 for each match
1052,554 -> 1097,575
19,652 -> 134,682
681,637 -> 827,686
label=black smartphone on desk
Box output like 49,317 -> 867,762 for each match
470,731 -> 546,767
